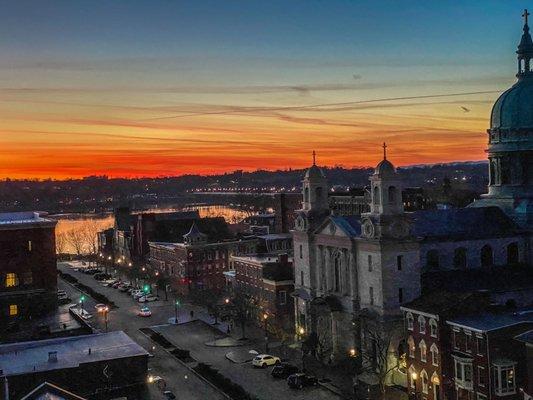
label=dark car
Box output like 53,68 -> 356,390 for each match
163,391 -> 176,399
94,273 -> 112,281
271,363 -> 299,379
287,373 -> 318,389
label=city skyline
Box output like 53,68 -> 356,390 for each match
0,1 -> 529,179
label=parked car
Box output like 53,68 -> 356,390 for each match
271,363 -> 299,378
94,304 -> 107,312
287,373 -> 318,389
138,294 -> 159,303
252,354 -> 281,368
138,306 -> 152,317
94,273 -> 112,281
118,285 -> 132,292
58,297 -> 71,305
133,291 -> 146,300
163,391 -> 176,400
112,281 -> 123,289
106,279 -> 119,287
57,289 -> 67,296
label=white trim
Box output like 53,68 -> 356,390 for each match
400,306 -> 439,320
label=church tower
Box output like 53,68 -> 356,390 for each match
302,151 -> 329,212
358,144 -> 420,317
472,10 -> 533,228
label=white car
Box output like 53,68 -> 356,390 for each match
131,290 -> 143,297
138,307 -> 152,317
138,295 -> 158,303
252,354 -> 281,368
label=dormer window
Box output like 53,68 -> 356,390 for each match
406,313 -> 414,331
429,319 -> 438,337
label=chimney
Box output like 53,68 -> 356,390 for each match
48,351 -> 58,363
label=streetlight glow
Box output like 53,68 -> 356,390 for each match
299,327 -> 305,335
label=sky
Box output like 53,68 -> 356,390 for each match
0,0 -> 529,179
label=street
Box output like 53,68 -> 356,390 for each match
57,262 -> 342,400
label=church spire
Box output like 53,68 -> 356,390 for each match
382,142 -> 387,160
312,150 -> 316,166
517,9 -> 533,77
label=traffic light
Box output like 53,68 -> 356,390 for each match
80,295 -> 86,302
143,285 -> 150,293
175,300 -> 180,306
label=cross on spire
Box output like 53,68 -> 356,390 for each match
312,150 -> 316,166
382,142 -> 387,160
523,9 -> 530,26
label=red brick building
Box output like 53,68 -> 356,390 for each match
0,212 -> 57,325
148,223 -> 257,295
401,291 -> 490,400
232,253 -> 294,331
447,312 -> 533,400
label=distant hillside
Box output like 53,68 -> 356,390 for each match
0,161 -> 488,213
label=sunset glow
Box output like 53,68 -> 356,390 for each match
0,1 -> 525,179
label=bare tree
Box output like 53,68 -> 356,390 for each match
358,315 -> 403,399
55,232 -> 68,255
65,228 -> 86,256
227,288 -> 256,340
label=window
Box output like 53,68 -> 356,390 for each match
28,240 -> 32,251
9,304 -> 18,316
301,271 -> 304,286
418,315 -> 426,334
453,247 -> 467,269
22,271 -> 33,285
429,319 -> 438,337
5,273 -> 18,288
481,245 -> 493,267
507,242 -> 519,264
426,250 -> 439,269
398,288 -> 403,303
368,255 -> 373,272
430,343 -> 439,366
278,291 -> 287,305
454,358 -> 473,389
369,287 -> 374,306
388,186 -> 396,203
453,330 -> 459,349
406,313 -> 414,331
408,336 -> 415,358
397,255 -> 403,271
494,364 -> 516,395
299,244 -> 303,259
476,335 -> 485,355
478,366 -> 485,387
421,370 -> 428,394
419,340 -> 427,362
465,332 -> 472,353
408,365 -> 417,388
373,186 -> 380,205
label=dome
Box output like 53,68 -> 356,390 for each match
491,76 -> 533,129
305,164 -> 325,180
374,159 -> 396,177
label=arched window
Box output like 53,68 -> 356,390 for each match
453,247 -> 467,269
388,186 -> 396,203
507,242 -> 519,265
429,319 -> 438,337
418,315 -> 426,334
426,250 -> 439,269
333,253 -> 341,292
421,370 -> 429,394
408,336 -> 415,358
373,186 -> 380,205
419,339 -> 427,362
406,312 -> 414,331
315,186 -> 323,201
430,343 -> 439,366
408,365 -> 417,389
481,245 -> 493,267
304,187 -> 309,203
489,160 -> 496,185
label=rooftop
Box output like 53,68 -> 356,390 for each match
447,309 -> 533,333
401,290 -> 478,316
258,233 -> 292,240
0,331 -> 149,377
515,329 -> 533,344
232,253 -> 291,265
0,211 -> 55,227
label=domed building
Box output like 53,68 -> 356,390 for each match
471,14 -> 533,227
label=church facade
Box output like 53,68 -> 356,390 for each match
292,13 -> 533,387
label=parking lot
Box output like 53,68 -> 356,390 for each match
58,261 -> 341,400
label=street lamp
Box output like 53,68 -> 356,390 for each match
263,313 -> 269,353
174,299 -> 180,324
79,295 -> 86,313
224,298 -> 230,304
98,306 -> 110,332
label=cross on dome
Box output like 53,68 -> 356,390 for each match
523,9 -> 530,25
382,142 -> 387,160
312,150 -> 316,166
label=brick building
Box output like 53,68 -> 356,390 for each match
401,291 -> 490,400
447,312 -> 533,400
148,223 -> 257,295
232,253 -> 294,331
0,212 -> 57,326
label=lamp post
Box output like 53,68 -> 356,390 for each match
263,313 -> 269,353
99,306 -> 109,332
79,295 -> 86,314
298,326 -> 306,371
174,299 -> 180,324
